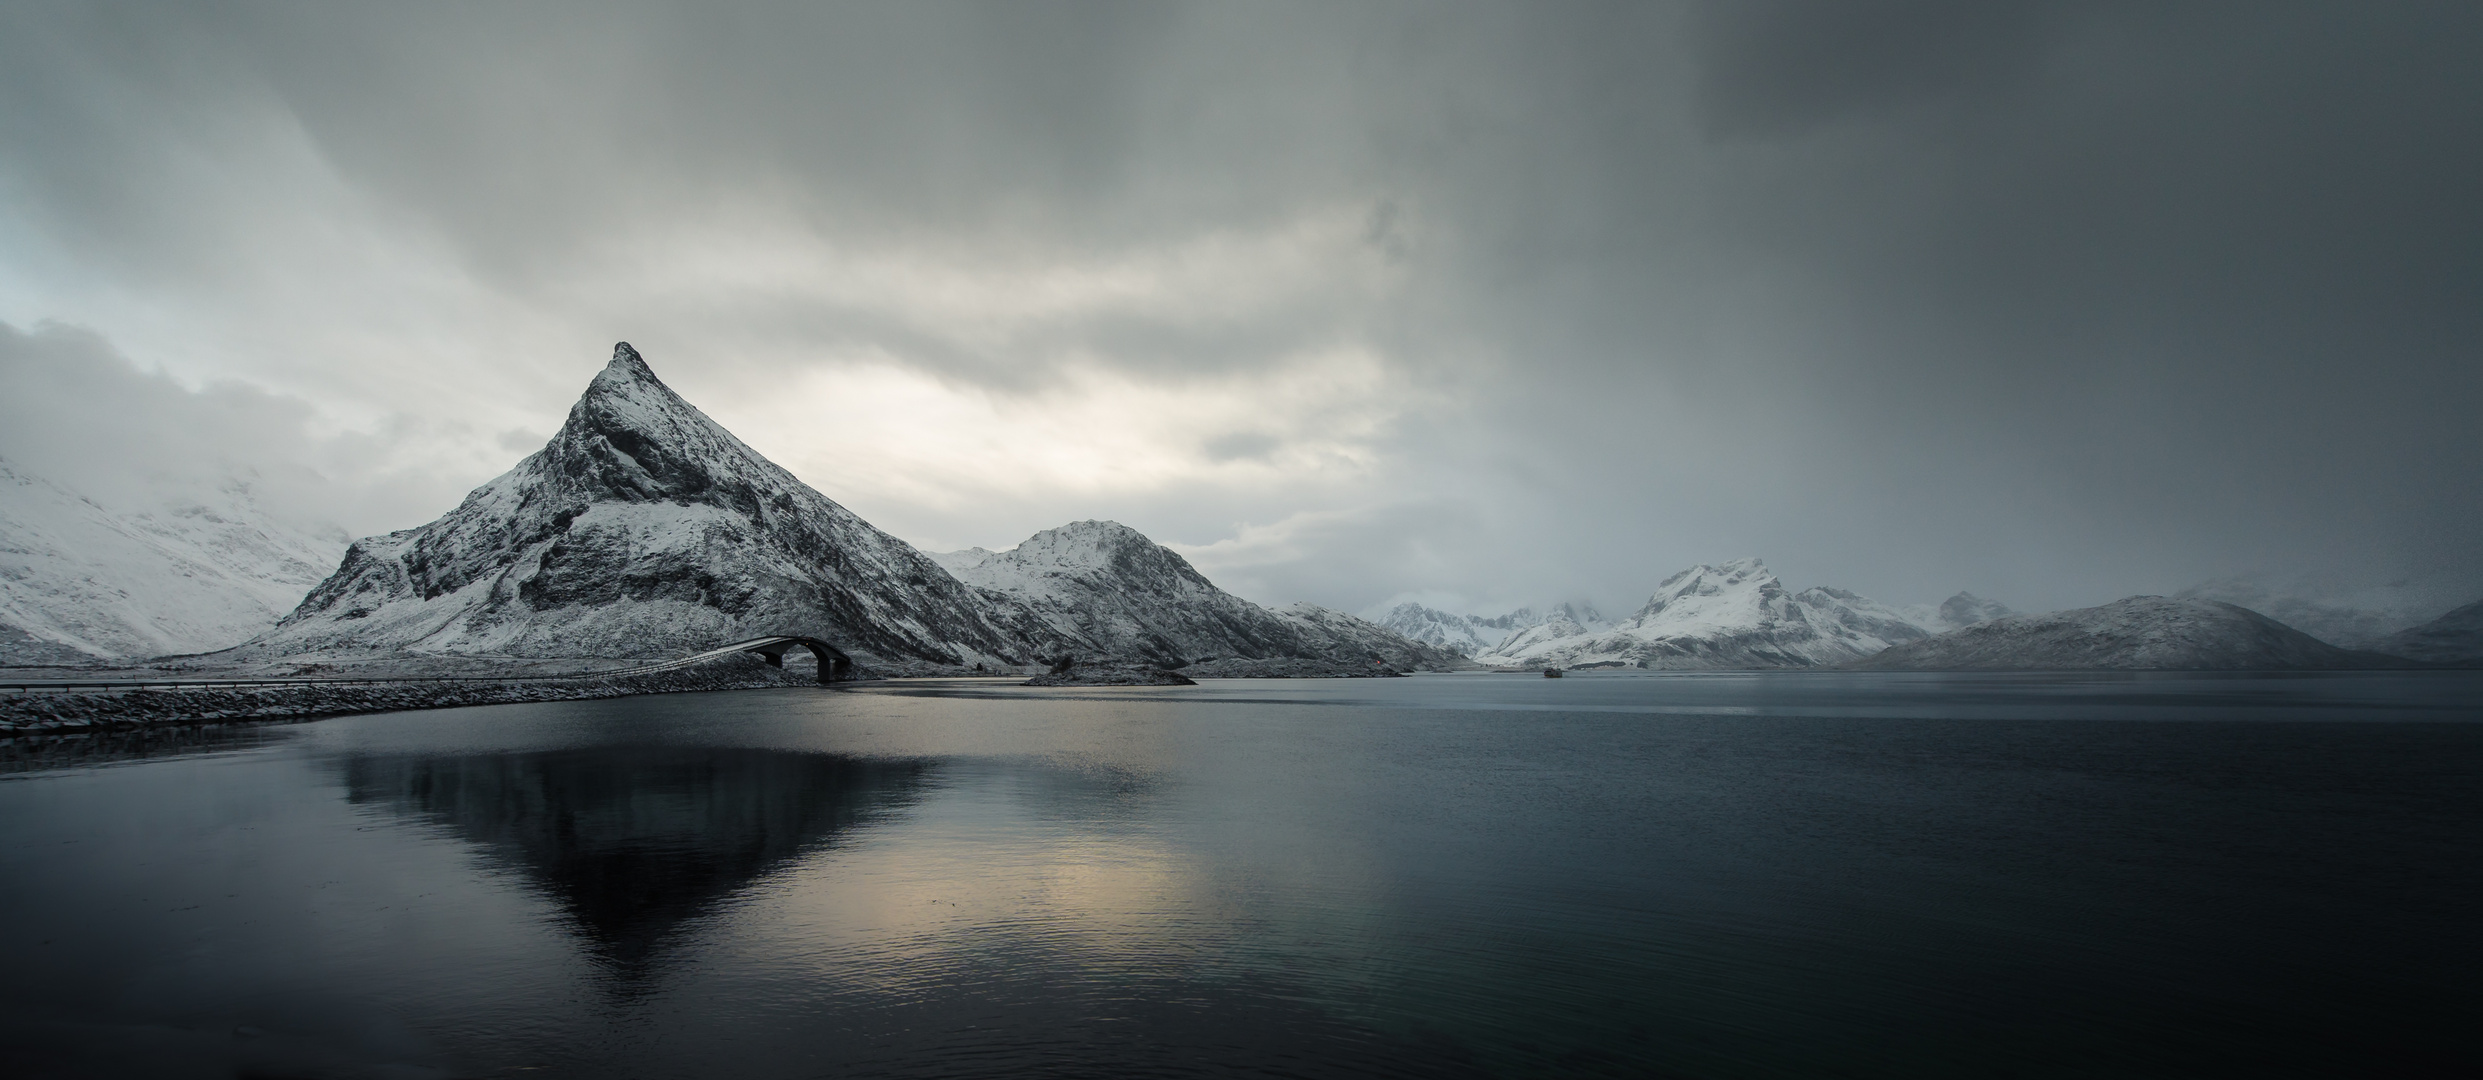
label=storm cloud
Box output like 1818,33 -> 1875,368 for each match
2,1 -> 2476,617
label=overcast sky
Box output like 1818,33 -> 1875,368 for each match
2,1 -> 2477,618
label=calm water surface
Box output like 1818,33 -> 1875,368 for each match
2,671 -> 2478,1078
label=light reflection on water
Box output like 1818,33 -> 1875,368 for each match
1,671 -> 2479,1078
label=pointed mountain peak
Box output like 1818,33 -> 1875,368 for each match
1635,557 -> 1783,621
528,340 -> 786,507
606,340 -> 654,376
586,340 -> 670,398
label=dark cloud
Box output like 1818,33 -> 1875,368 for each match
0,320 -> 482,535
1,2 -> 2477,616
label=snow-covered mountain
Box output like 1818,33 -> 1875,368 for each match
943,521 -> 1459,670
2380,598 -> 2483,667
2174,573 -> 2461,649
0,459 -> 346,664
1376,601 -> 1606,658
248,344 -> 1034,669
1475,558 -> 1932,669
1855,595 -> 2407,670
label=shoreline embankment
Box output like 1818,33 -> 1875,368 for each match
0,659 -> 821,736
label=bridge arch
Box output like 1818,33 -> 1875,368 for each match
727,635 -> 855,684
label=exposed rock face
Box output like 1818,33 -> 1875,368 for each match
1854,596 -> 2410,670
0,459 -> 345,663
944,521 -> 1462,671
2380,599 -> 2483,667
250,344 -> 1031,669
1478,558 -> 1930,669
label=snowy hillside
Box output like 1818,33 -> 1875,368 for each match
1475,558 -> 1932,669
248,343 -> 1033,669
1377,602 -> 1606,658
1271,602 -> 1461,670
1855,596 -> 2407,670
2381,598 -> 2483,666
0,459 -> 345,664
929,547 -> 998,575
2174,573 -> 2462,649
947,521 -> 1460,670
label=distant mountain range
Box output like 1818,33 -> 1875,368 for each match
1855,596 -> 2407,671
1379,565 -> 2017,671
1484,559 -> 1962,670
0,459 -> 345,664
4,342 -> 2476,674
1375,602 -> 1608,659
2172,572 -> 2469,650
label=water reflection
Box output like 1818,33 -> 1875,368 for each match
1,722 -> 301,774
343,748 -> 928,978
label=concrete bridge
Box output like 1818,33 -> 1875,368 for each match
659,636 -> 856,685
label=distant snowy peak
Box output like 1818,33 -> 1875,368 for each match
966,520 -> 1213,586
1477,557 -> 1930,669
1626,557 -> 1783,628
959,520 -> 1458,670
1377,600 -> 1607,658
1857,596 -> 2407,670
1487,609 -> 1601,658
1376,603 -> 1495,656
1475,603 -> 1607,632
0,459 -> 346,662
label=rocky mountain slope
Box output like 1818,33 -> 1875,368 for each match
942,521 -> 1460,670
1853,596 -> 2410,670
2379,598 -> 2483,666
1,459 -> 345,664
1475,558 -> 1932,669
247,344 -> 1034,669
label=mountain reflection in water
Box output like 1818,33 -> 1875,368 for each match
2,674 -> 2477,1079
343,748 -> 927,976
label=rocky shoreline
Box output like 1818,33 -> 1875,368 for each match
0,656 -> 819,735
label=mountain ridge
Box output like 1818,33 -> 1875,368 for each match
1475,558 -> 1933,669
946,520 -> 1461,671
1854,596 -> 2412,670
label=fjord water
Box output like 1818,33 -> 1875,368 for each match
3,673 -> 2478,1078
